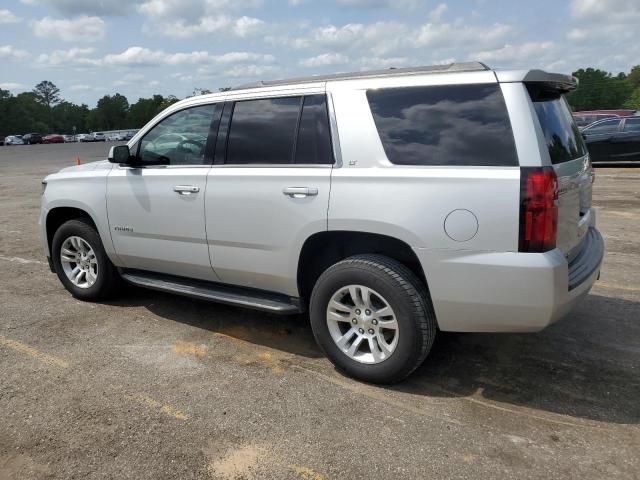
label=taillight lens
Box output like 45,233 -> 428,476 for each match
519,167 -> 558,252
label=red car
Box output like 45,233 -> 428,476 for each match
43,134 -> 64,144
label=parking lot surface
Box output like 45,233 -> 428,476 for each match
1,143 -> 639,479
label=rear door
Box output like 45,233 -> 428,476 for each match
582,118 -> 622,162
205,93 -> 333,296
615,117 -> 640,161
529,87 -> 593,258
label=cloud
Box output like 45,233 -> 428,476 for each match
20,0 -> 134,16
0,82 -> 25,90
36,48 -> 100,67
102,47 -> 274,68
0,45 -> 28,60
473,41 -> 556,64
300,52 -> 349,67
32,16 -> 105,42
0,9 -> 21,23
570,0 -> 640,23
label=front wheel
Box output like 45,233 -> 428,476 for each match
309,254 -> 436,384
51,218 -> 121,301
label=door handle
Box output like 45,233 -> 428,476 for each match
283,187 -> 318,198
173,185 -> 200,195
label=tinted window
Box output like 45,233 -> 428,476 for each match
226,97 -> 301,164
529,88 -> 588,164
139,104 -> 216,166
584,118 -> 620,134
295,95 -> 333,164
366,84 -> 518,166
623,118 -> 640,132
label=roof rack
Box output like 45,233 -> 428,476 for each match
231,61 -> 490,91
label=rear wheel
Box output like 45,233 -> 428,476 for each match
309,254 -> 436,384
51,219 -> 121,301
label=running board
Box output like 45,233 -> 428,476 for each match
120,270 -> 303,314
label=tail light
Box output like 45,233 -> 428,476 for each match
519,167 -> 558,252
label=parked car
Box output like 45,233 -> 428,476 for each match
573,113 -> 619,129
92,132 -> 106,142
23,133 -> 43,145
4,135 -> 24,145
43,134 -> 64,144
76,133 -> 93,142
124,130 -> 138,141
40,63 -> 604,383
582,116 -> 640,163
63,134 -> 76,143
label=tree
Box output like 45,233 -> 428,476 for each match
52,101 -> 90,133
32,80 -> 62,108
89,93 -> 129,130
627,65 -> 640,91
192,87 -> 212,96
567,68 -> 632,111
624,87 -> 640,110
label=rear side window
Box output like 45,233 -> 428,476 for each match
529,87 -> 588,164
294,95 -> 333,164
366,84 -> 518,166
623,118 -> 640,132
584,119 -> 620,134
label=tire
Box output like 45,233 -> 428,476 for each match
51,218 -> 121,301
309,254 -> 436,384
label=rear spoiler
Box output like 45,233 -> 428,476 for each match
495,69 -> 578,93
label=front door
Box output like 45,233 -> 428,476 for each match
206,94 -> 334,296
107,103 -> 221,281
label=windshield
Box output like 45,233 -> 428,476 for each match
528,86 -> 587,164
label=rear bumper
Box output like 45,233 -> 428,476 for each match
414,227 -> 604,332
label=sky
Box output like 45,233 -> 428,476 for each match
0,0 -> 638,107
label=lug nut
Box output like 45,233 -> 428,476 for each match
368,328 -> 375,334
358,328 -> 365,334
352,318 -> 358,324
372,319 -> 378,325
355,309 -> 361,315
365,309 -> 371,315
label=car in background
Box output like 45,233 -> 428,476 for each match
63,134 -> 76,142
4,135 -> 24,145
23,133 -> 43,145
43,134 -> 64,144
76,133 -> 93,142
92,132 -> 106,142
582,116 -> 640,163
573,113 -> 619,129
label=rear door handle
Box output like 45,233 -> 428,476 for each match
173,185 -> 200,195
283,187 -> 318,198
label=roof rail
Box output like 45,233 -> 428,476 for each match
231,61 -> 490,91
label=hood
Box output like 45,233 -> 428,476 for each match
57,159 -> 112,174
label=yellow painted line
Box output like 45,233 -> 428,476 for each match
0,335 -> 69,368
134,394 -> 189,420
172,341 -> 207,357
289,465 -> 327,480
595,282 -> 640,293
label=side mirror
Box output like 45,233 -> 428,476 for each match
108,145 -> 132,164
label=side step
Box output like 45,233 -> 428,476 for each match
120,270 -> 303,315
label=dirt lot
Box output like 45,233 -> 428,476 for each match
1,142 -> 639,479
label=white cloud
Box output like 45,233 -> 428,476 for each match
36,48 -> 100,67
570,0 -> 640,23
32,16 -> 105,42
300,52 -> 349,67
0,82 -> 25,90
428,3 -> 447,22
102,47 -> 274,68
233,16 -> 264,37
0,45 -> 28,60
0,9 -> 21,23
69,84 -> 93,91
19,0 -> 134,16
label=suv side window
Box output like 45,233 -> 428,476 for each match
623,118 -> 640,132
138,104 -> 218,166
294,95 -> 333,164
366,84 -> 518,167
226,97 -> 301,165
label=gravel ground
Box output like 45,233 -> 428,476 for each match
1,142 -> 639,479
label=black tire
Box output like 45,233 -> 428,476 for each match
51,218 -> 121,301
309,254 -> 436,384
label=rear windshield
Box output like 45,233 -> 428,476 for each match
366,84 -> 519,167
528,87 -> 587,164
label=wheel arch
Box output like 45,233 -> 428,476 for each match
297,231 -> 428,304
45,207 -> 99,256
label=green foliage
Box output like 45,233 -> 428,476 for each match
566,68 -> 633,111
32,80 -> 62,108
624,87 -> 640,110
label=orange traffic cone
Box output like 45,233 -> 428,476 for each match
76,156 -> 81,165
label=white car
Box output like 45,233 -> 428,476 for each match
4,135 -> 24,145
76,134 -> 93,142
40,63 -> 604,383
92,132 -> 106,142
63,135 -> 76,143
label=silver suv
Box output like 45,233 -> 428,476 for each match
40,62 -> 604,383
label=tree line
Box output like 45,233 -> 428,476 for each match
1,66 -> 639,137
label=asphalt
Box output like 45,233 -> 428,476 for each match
0,142 -> 639,479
